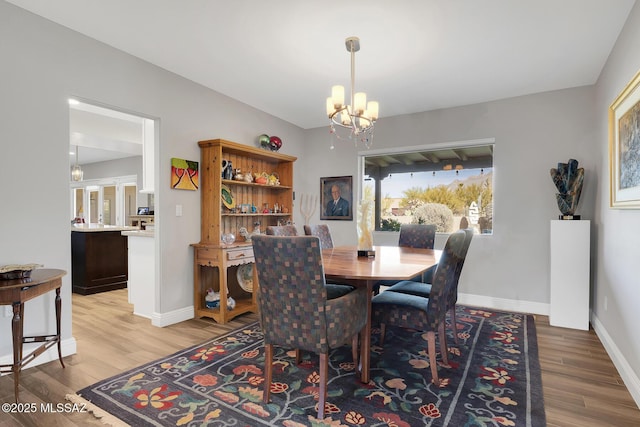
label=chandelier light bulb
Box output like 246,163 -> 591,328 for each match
354,92 -> 366,114
331,85 -> 345,108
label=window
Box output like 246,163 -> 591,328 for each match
70,176 -> 137,226
360,140 -> 494,234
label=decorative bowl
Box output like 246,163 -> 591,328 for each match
0,263 -> 42,280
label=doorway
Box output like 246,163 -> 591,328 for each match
68,98 -> 158,316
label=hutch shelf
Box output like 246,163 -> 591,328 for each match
192,138 -> 296,323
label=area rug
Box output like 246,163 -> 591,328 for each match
68,305 -> 545,426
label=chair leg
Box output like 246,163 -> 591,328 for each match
379,323 -> 387,346
351,334 -> 360,376
318,352 -> 328,419
438,321 -> 450,367
295,349 -> 302,364
426,331 -> 440,386
263,343 -> 273,403
450,307 -> 459,345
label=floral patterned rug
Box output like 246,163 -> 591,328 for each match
68,305 -> 545,426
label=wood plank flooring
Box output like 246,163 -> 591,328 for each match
1,290 -> 639,426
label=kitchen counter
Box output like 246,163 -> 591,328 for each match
121,229 -> 154,237
72,224 -> 140,232
123,229 -> 156,320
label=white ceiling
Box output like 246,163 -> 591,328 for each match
69,101 -> 144,165
8,0 -> 637,161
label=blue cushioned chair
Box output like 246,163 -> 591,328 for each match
371,229 -> 466,385
265,225 -> 298,236
303,224 -> 334,249
398,223 -> 437,249
385,228 -> 473,345
252,235 -> 367,419
374,223 -> 437,293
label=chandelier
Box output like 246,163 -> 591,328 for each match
71,145 -> 83,181
326,36 -> 379,148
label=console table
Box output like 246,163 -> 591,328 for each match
0,268 -> 66,402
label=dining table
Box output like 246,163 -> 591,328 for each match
321,245 -> 440,383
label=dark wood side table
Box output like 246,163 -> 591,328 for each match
0,268 -> 67,402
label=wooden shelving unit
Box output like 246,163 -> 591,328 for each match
192,138 -> 296,323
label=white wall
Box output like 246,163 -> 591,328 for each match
0,1 -> 304,359
593,1 -> 640,406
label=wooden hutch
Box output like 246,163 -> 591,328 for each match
192,138 -> 296,323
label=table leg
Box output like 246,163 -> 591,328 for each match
11,302 -> 22,402
55,287 -> 65,368
359,280 -> 373,383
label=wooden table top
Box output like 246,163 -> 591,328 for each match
0,268 -> 66,291
322,245 -> 440,281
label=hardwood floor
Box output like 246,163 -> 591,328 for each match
1,290 -> 639,426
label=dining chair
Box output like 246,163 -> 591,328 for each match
385,228 -> 473,345
374,223 -> 437,293
303,224 -> 334,249
265,225 -> 298,236
398,223 -> 437,248
371,229 -> 466,386
251,235 -> 367,419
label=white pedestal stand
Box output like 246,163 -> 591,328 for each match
549,220 -> 590,330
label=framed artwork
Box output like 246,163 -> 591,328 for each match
320,176 -> 353,220
609,69 -> 640,208
171,158 -> 199,190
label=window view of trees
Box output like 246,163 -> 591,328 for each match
361,144 -> 494,234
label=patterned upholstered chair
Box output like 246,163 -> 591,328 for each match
265,225 -> 298,236
385,228 -> 473,345
374,223 -> 437,293
398,223 -> 437,248
371,229 -> 466,385
303,224 -> 334,249
252,235 -> 368,419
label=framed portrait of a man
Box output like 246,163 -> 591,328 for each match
320,176 -> 353,220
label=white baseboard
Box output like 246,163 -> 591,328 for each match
150,305 -> 194,327
0,337 -> 77,375
457,292 -> 550,316
591,311 -> 640,409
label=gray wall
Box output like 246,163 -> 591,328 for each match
593,1 -> 640,404
1,0 -> 638,406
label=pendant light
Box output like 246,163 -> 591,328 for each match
71,145 -> 83,181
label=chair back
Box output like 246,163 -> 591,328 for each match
303,224 -> 334,249
398,224 -> 436,249
251,235 -> 329,352
426,229 -> 466,327
456,228 -> 474,276
265,225 -> 298,236
448,228 -> 474,306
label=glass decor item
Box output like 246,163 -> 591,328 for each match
550,158 -> 584,219
221,233 -> 235,245
357,200 -> 375,257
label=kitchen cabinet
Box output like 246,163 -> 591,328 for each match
71,228 -> 129,295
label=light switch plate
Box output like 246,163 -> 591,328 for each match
176,204 -> 183,216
